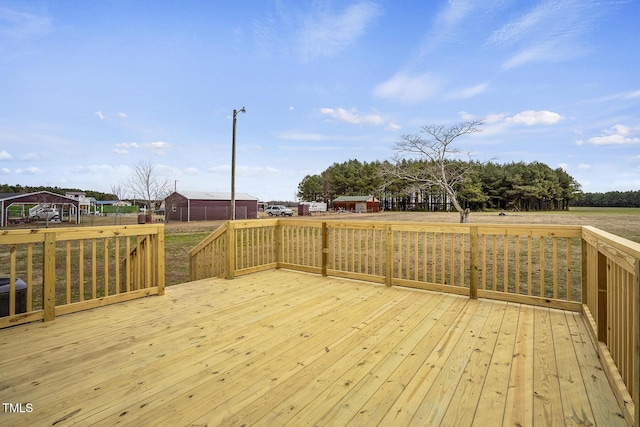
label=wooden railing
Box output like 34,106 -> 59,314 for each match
581,226 -> 639,424
190,218 -> 639,424
190,219 -> 583,307
0,224 -> 165,328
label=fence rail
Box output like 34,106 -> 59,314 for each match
0,224 -> 165,328
189,218 -> 639,424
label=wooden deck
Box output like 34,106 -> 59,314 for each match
0,270 -> 628,426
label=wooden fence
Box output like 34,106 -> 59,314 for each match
0,224 -> 165,328
189,218 -> 639,424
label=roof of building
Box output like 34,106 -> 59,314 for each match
333,195 -> 378,202
0,191 -> 78,203
173,191 -> 259,201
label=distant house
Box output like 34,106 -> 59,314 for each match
65,192 -> 96,215
165,191 -> 259,221
332,195 -> 379,213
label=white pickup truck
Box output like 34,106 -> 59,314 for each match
265,205 -> 293,216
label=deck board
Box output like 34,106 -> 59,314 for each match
0,269 -> 628,426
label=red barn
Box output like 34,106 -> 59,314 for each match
332,195 -> 379,213
165,191 -> 259,221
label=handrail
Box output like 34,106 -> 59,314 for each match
581,225 -> 639,423
0,224 -> 165,328
188,221 -> 230,281
189,218 -> 638,424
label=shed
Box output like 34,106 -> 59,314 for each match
0,191 -> 81,227
332,195 -> 379,213
165,191 -> 259,221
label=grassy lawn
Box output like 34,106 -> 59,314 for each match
164,231 -> 211,285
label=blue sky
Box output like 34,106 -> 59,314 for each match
1,0 -> 639,201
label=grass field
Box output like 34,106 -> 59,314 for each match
8,207 -> 640,286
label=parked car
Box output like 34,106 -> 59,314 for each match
265,205 -> 293,216
29,208 -> 60,222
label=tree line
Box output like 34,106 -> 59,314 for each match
572,190 -> 640,208
297,159 -> 582,212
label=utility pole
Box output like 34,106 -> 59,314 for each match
230,106 -> 246,220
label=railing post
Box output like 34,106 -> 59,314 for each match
9,245 -> 16,315
322,222 -> 328,276
385,225 -> 393,287
43,232 -> 56,322
634,259 -> 639,427
156,227 -> 165,295
275,219 -> 282,268
597,251 -> 608,342
469,226 -> 478,299
581,238 -> 588,304
226,221 -> 236,280
189,252 -> 195,282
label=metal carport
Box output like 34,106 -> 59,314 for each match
0,191 -> 81,227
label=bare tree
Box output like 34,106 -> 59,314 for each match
385,120 -> 483,223
110,184 -> 127,225
123,161 -> 171,216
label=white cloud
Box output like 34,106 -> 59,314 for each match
117,112 -> 128,118
591,89 -> 640,103
588,124 -> 640,145
320,107 -> 384,126
1,168 -> 10,174
446,82 -> 489,100
184,167 -> 199,175
373,72 -> 441,104
578,164 -> 591,169
484,113 -> 508,124
116,142 -> 139,148
0,6 -> 52,40
155,164 -> 181,177
557,163 -> 568,170
20,152 -> 42,160
459,111 -> 475,121
114,142 -> 139,155
505,110 -> 564,125
95,111 -> 105,120
627,90 -> 640,99
299,1 -> 381,59
416,0 -> 495,58
145,141 -> 169,149
143,141 -> 170,155
385,122 -> 400,132
488,0 -> 608,69
0,150 -> 12,160
502,43 -> 560,70
15,166 -> 43,175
